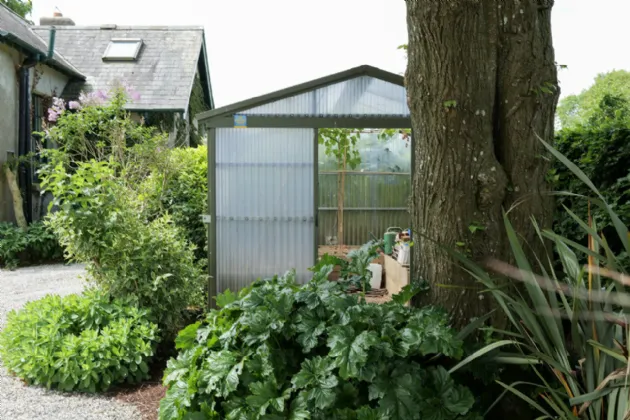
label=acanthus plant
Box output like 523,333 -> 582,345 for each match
159,265 -> 482,420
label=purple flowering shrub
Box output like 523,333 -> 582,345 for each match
39,83 -> 157,163
46,82 -> 140,123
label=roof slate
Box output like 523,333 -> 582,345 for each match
32,25 -> 205,111
0,4 -> 84,78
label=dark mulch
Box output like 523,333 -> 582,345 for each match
108,361 -> 167,420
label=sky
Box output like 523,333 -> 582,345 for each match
30,0 -> 630,107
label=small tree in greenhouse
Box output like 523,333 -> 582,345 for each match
318,128 -> 361,245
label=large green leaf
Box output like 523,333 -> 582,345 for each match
246,380 -> 291,416
327,326 -> 379,380
200,350 -> 244,398
291,357 -> 338,410
369,364 -> 422,420
294,310 -> 326,353
175,322 -> 200,350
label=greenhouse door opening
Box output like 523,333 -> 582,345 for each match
316,128 -> 411,259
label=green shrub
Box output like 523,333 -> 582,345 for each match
0,290 -> 159,393
552,94 -> 630,264
141,146 -> 208,261
39,89 -> 205,336
41,158 -> 204,335
0,221 -> 63,268
159,269 -> 479,420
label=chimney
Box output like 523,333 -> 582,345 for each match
40,11 -> 75,26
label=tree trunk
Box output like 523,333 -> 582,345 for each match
4,166 -> 28,230
405,0 -> 559,327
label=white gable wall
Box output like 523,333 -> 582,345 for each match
31,63 -> 70,98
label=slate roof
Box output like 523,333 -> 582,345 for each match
0,4 -> 84,79
32,25 -> 211,112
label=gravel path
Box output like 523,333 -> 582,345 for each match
0,264 -> 141,420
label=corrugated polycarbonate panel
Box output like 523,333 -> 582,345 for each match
215,128 -> 315,293
242,76 -> 409,116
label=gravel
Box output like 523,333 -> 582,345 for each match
0,264 -> 141,420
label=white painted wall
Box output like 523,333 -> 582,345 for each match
0,44 -> 20,222
0,45 -> 71,223
31,63 -> 69,98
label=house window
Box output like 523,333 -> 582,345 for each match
102,39 -> 143,61
32,94 -> 45,133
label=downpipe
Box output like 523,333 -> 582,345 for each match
17,57 -> 38,224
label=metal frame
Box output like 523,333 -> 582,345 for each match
207,128 -> 217,309
203,65 -> 412,307
204,115 -> 410,129
314,128 -> 319,265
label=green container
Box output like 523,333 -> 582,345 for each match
383,227 -> 402,255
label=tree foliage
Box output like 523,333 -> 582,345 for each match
139,146 -> 208,261
318,129 -> 361,170
1,0 -> 32,19
557,70 -> 630,130
552,94 -> 630,265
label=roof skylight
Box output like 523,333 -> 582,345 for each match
102,39 -> 143,61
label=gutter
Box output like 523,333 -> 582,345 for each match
0,29 -> 85,80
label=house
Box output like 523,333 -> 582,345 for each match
0,4 -> 85,223
0,6 -> 215,224
32,12 -> 214,147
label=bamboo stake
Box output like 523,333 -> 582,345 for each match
337,150 -> 346,246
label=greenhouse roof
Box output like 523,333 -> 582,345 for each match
197,65 -> 411,129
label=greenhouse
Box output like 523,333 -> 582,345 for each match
196,65 -> 413,303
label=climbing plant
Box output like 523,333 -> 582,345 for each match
188,73 -> 211,147
146,74 -> 210,147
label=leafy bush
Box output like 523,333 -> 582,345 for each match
552,94 -> 630,265
41,158 -> 204,335
141,146 -> 208,261
0,291 -> 159,393
466,140 -> 630,419
159,268 -> 479,420
0,221 -> 63,268
39,88 -> 205,336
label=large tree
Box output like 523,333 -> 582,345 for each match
405,0 -> 560,326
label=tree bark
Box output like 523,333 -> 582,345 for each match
405,0 -> 559,327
